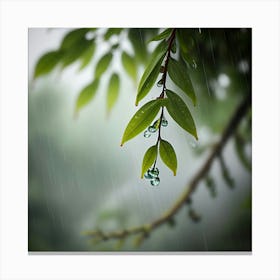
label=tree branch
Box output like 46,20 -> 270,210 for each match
85,93 -> 251,243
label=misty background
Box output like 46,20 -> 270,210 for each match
28,28 -> 251,251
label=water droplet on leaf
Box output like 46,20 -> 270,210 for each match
192,59 -> 197,69
148,125 -> 157,133
150,167 -> 159,177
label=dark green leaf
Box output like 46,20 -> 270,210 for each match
165,90 -> 198,140
234,134 -> 251,171
159,139 -> 177,175
95,53 -> 113,78
33,50 -> 64,78
148,28 -> 172,42
128,29 -> 148,63
168,57 -> 196,106
121,99 -> 162,146
75,79 -> 99,112
141,145 -> 158,178
136,41 -> 168,105
79,43 -> 96,70
60,28 -> 89,49
104,28 -> 123,40
121,51 -> 137,83
61,38 -> 93,68
106,73 -> 120,115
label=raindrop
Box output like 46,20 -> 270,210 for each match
198,28 -> 202,34
150,177 -> 160,186
144,172 -> 153,179
161,119 -> 168,127
148,125 -> 157,133
144,130 -> 151,138
189,140 -> 198,149
150,167 -> 159,177
157,79 -> 163,87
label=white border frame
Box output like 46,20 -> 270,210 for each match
1,0 -> 280,279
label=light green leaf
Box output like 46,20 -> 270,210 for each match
121,99 -> 162,146
165,90 -> 198,140
149,28 -> 172,42
159,139 -> 177,175
75,79 -> 99,112
168,57 -> 196,106
106,73 -> 120,115
95,53 -> 113,79
60,28 -> 89,49
121,51 -> 137,83
104,28 -> 123,40
141,145 -> 158,178
33,50 -> 64,78
61,38 -> 93,68
79,43 -> 96,70
136,41 -> 168,105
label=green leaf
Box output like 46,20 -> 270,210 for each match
79,43 -> 96,70
165,90 -> 198,140
75,79 -> 99,112
177,29 -> 195,64
121,99 -> 162,146
61,38 -> 93,68
168,57 -> 196,106
141,145 -> 158,178
149,28 -> 172,42
60,28 -> 89,49
106,73 -> 120,115
159,139 -> 177,175
121,51 -> 137,83
136,41 -> 168,105
128,29 -> 148,63
95,53 -> 113,78
104,28 -> 123,40
33,50 -> 64,78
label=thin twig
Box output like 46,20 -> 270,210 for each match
85,93 -> 251,242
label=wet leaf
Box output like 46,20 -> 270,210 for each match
121,51 -> 137,83
33,50 -> 64,78
165,90 -> 198,140
177,29 -> 195,65
136,41 -> 168,105
106,73 -> 120,115
159,139 -> 177,175
60,28 -> 89,49
75,79 -> 99,112
141,145 -> 158,178
95,53 -> 113,78
79,43 -> 96,70
148,28 -> 172,42
168,57 -> 196,106
121,99 -> 162,146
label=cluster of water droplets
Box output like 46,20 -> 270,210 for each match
143,118 -> 168,138
144,167 -> 160,186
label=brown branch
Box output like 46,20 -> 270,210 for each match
86,93 -> 251,242
85,90 -> 251,244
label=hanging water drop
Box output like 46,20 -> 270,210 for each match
150,177 -> 160,186
144,172 -> 153,179
144,130 -> 151,138
198,28 -> 202,34
161,119 -> 168,127
148,125 -> 157,133
157,79 -> 163,87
